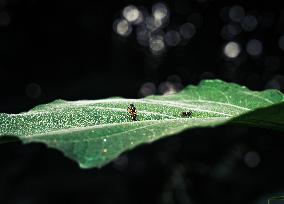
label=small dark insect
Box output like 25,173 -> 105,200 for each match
181,111 -> 192,117
127,104 -> 137,121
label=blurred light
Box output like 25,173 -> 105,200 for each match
265,75 -> 284,90
145,16 -> 163,31
167,75 -> 182,83
221,23 -> 242,40
223,41 -> 241,58
246,39 -> 263,56
0,11 -> 10,26
211,163 -> 231,180
164,77 -> 183,92
228,5 -> 245,22
243,151 -> 261,168
231,143 -> 247,158
265,56 -> 280,72
164,30 -> 181,46
139,82 -> 156,97
179,23 -> 196,39
265,79 -> 281,90
241,15 -> 258,31
113,18 -> 132,37
113,155 -> 128,171
158,81 -> 177,95
152,3 -> 168,21
278,35 -> 284,51
133,12 -> 144,25
25,83 -> 41,99
122,5 -> 140,23
149,35 -> 165,54
136,25 -> 150,46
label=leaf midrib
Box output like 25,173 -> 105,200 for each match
71,98 -> 251,111
25,99 -> 244,117
24,117 -> 230,141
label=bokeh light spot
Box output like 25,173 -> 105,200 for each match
158,81 -> 177,95
114,18 -> 132,37
113,155 -> 128,171
265,75 -> 284,91
223,41 -> 241,58
241,15 -> 258,31
246,39 -> 263,56
164,30 -> 181,46
229,5 -> 245,22
136,25 -> 150,46
122,5 -> 140,23
243,151 -> 261,168
221,23 -> 242,40
139,82 -> 156,97
149,35 -> 165,54
25,83 -> 41,99
145,16 -> 163,31
167,74 -> 182,83
179,23 -> 196,39
152,3 -> 168,21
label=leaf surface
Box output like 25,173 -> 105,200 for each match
0,80 -> 283,168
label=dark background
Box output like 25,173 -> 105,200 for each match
0,0 -> 284,203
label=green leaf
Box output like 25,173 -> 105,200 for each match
0,80 -> 283,168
